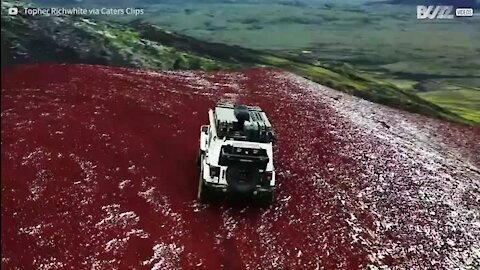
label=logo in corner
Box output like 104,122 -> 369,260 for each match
417,5 -> 454,19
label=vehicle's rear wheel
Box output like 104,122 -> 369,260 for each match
197,176 -> 211,203
257,190 -> 274,206
196,151 -> 204,167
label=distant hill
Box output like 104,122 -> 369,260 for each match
1,0 -> 473,124
388,0 -> 480,7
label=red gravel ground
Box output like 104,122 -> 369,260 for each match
2,64 -> 479,270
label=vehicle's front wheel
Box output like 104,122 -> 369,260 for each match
197,176 -> 210,203
197,156 -> 211,203
196,151 -> 204,167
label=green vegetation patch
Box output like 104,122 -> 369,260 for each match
419,88 -> 480,123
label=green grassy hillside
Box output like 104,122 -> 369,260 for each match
419,87 -> 480,123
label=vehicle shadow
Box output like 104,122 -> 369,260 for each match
203,194 -> 273,211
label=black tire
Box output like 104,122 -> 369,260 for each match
197,176 -> 211,203
257,190 -> 274,206
196,151 -> 204,167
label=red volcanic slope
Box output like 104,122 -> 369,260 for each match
2,64 -> 479,269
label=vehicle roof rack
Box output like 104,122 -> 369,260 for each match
213,103 -> 274,143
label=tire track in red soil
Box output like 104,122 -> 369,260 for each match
2,64 -> 479,270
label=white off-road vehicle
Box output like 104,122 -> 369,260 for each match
197,103 -> 276,204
